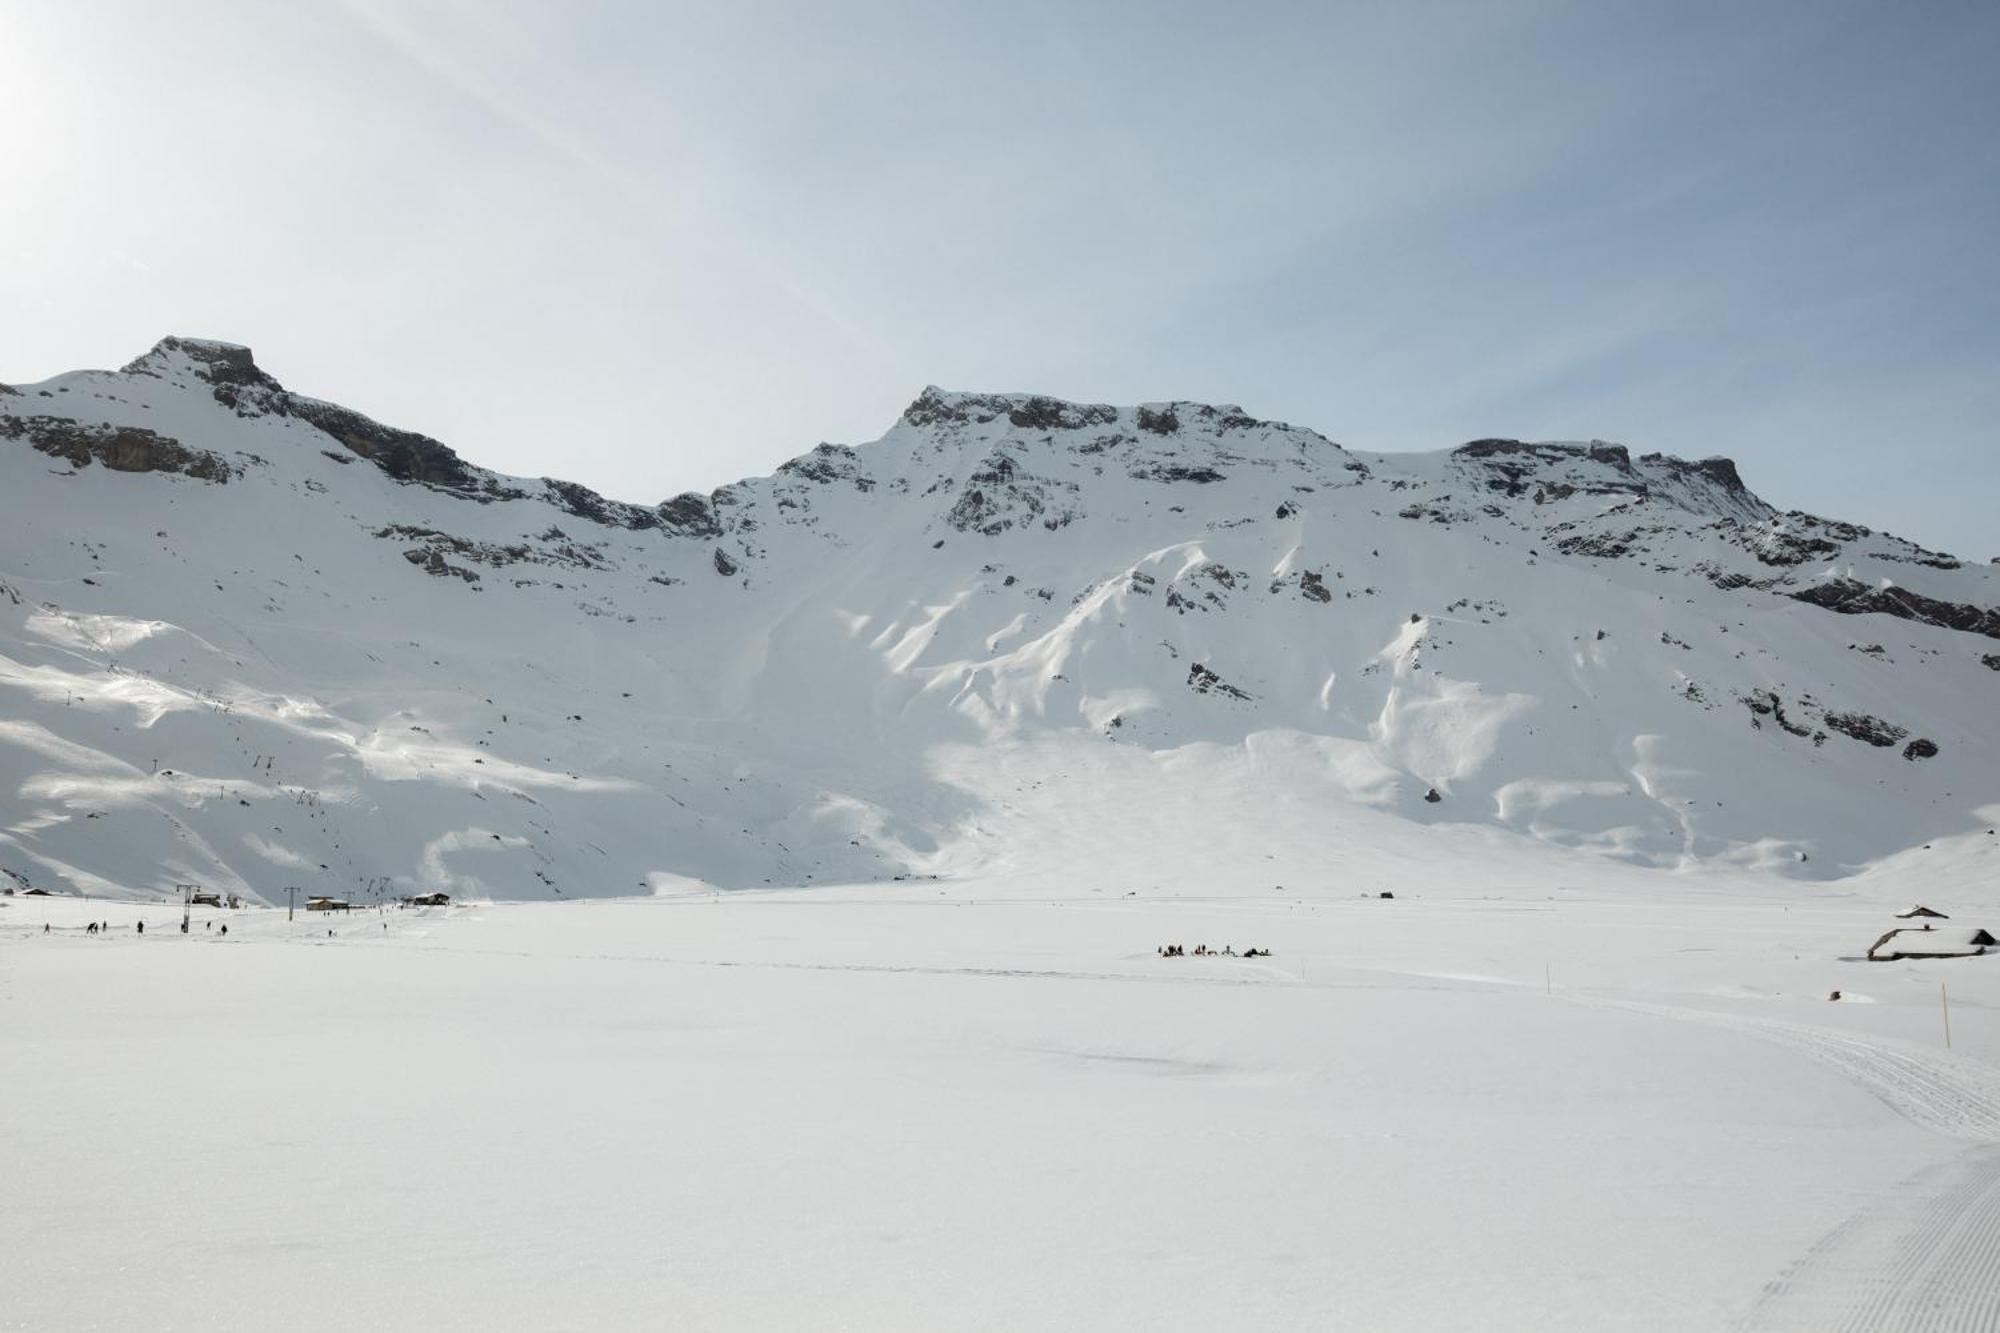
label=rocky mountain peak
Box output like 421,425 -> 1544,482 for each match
900,387 -> 1121,433
1445,436 -> 1770,523
121,336 -> 283,393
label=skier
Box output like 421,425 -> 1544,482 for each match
136,921 -> 144,935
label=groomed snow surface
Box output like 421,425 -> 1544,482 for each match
9,849 -> 2000,1332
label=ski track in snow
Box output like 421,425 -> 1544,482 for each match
1737,1147 -> 2000,1332
1584,997 -> 2000,1330
1586,997 -> 2000,1141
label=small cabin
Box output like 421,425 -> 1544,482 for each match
22,887 -> 50,897
190,891 -> 223,907
304,896 -> 351,913
1896,905 -> 1950,920
1867,927 -> 1997,961
404,892 -> 451,907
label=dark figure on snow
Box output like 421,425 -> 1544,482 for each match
220,924 -> 227,936
136,921 -> 143,935
87,922 -> 97,934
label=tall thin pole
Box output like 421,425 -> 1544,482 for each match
288,886 -> 296,922
1546,962 -> 1552,996
1943,982 -> 1953,1050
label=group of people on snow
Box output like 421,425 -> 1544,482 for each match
59,919 -> 225,936
1156,943 -> 1270,958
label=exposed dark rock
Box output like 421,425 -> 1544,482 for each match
1789,578 -> 2000,641
656,492 -> 724,539
542,479 -> 660,530
1299,571 -> 1332,603
1007,397 -> 1066,431
1136,406 -> 1180,435
1748,529 -> 1841,566
777,443 -> 876,491
1640,453 -> 1749,496
901,389 -> 1118,432
1131,463 -> 1225,484
1454,438 -> 1540,459
945,453 -> 1080,534
1984,654 -> 2000,672
1423,787 -> 1442,804
283,393 -> 507,496
124,337 -> 284,399
712,548 -> 739,577
1187,662 -> 1251,701
403,548 -> 481,583
372,520 -> 600,572
1071,431 -> 1131,456
1742,689 -> 1814,738
1,416 -> 236,482
1903,738 -> 1939,761
375,524 -> 604,573
1823,710 -> 1908,748
1555,530 -> 1638,559
900,386 -> 974,427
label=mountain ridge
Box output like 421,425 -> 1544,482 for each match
0,337 -> 1994,903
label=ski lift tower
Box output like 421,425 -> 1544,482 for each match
175,882 -> 200,934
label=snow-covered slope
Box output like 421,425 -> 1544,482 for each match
2,337 -> 1994,902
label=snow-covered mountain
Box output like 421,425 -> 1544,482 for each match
2,336 -> 1994,903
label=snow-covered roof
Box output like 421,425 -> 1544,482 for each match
1867,927 -> 1996,959
1896,905 -> 1949,918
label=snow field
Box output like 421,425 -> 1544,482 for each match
8,874 -> 2000,1331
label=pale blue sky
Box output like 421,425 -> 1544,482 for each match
4,1 -> 1995,556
